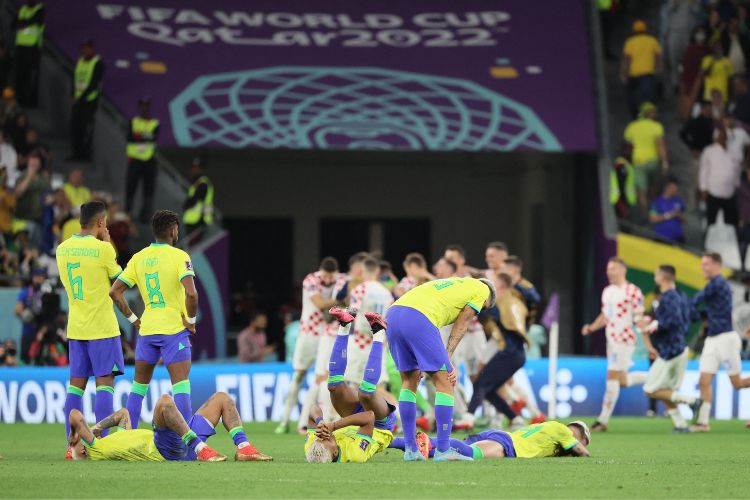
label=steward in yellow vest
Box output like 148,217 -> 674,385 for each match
70,39 -> 104,160
14,1 -> 45,106
125,98 -> 160,223
183,158 -> 214,235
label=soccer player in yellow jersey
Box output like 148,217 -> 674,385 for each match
56,201 -> 123,456
391,420 -> 591,459
386,276 -> 496,461
110,210 -> 198,424
68,392 -> 272,462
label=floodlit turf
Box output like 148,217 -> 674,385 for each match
0,418 -> 748,499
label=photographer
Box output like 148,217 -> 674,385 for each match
14,267 -> 45,363
0,338 -> 18,366
28,274 -> 67,366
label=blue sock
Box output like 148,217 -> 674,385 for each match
229,426 -> 249,447
391,435 -> 470,458
434,392 -> 455,453
399,389 -> 418,452
125,381 -> 149,427
358,339 -> 383,395
447,438 -> 475,458
388,437 -> 405,449
64,385 -> 84,440
95,386 -> 114,437
327,333 -> 350,387
173,380 -> 192,421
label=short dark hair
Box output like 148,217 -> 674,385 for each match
504,255 -> 523,269
703,252 -> 722,264
362,256 -> 379,274
497,272 -> 513,288
79,200 -> 107,228
664,176 -> 679,186
442,258 -> 457,273
658,264 -> 676,281
319,256 -> 339,273
445,244 -> 466,259
487,241 -> 508,252
379,260 -> 392,273
404,252 -> 427,268
151,210 -> 180,239
348,251 -> 371,267
608,256 -> 627,267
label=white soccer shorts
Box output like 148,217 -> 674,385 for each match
606,341 -> 635,372
699,331 -> 742,376
292,334 -> 320,371
314,334 -> 336,376
643,348 -> 688,393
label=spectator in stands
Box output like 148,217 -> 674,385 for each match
680,100 -> 715,156
0,127 -> 18,188
283,312 -> 300,364
8,112 -> 28,152
14,151 -> 49,245
680,27 -> 711,120
237,312 -> 275,363
649,177 -> 687,243
624,102 -> 669,209
730,75 -> 750,126
738,167 -> 750,269
0,338 -> 18,367
15,267 -> 45,363
597,0 -> 617,61
107,200 -> 137,267
721,17 -> 750,75
700,127 -> 740,227
665,0 -> 702,92
29,315 -> 68,367
610,143 -> 637,219
182,157 -> 213,236
125,97 -> 159,223
706,7 -> 726,46
17,127 -> 45,160
0,166 -> 15,237
725,116 -> 750,168
13,0 -> 44,107
70,39 -> 103,161
621,20 -> 662,118
50,187 -> 73,243
701,42 -> 735,103
0,87 -> 19,126
63,168 -> 91,213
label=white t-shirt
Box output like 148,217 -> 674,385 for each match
726,126 -> 750,168
349,280 -> 394,350
601,282 -> 644,346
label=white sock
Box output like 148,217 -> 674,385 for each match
280,373 -> 304,425
373,331 -> 385,343
626,372 -> 648,387
238,441 -> 250,449
337,323 -> 352,336
318,381 -> 335,421
297,381 -> 320,429
505,385 -> 520,403
668,408 -> 687,428
697,402 -> 712,426
598,380 -> 620,424
194,441 -> 207,453
670,391 -> 696,405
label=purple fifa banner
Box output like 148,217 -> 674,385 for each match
43,1 -> 596,152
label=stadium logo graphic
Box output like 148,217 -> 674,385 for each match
169,66 -> 562,151
538,368 -> 588,418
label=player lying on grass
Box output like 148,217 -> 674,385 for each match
68,392 -> 272,462
390,421 -> 590,459
304,308 -> 396,463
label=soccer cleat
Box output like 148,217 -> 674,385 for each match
453,419 -> 474,431
672,427 -> 690,433
690,398 -> 703,425
531,413 -> 546,424
433,448 -> 473,462
274,422 -> 289,434
415,431 -> 432,460
196,446 -> 227,462
329,307 -> 357,326
365,311 -> 387,333
510,398 -> 526,415
235,445 -> 273,461
403,448 -> 427,461
689,424 -> 710,433
591,421 -> 608,432
65,447 -> 73,461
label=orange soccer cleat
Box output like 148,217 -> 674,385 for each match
531,413 -> 547,424
65,447 -> 73,461
196,446 -> 227,462
415,431 -> 432,460
510,399 -> 527,415
235,445 -> 273,461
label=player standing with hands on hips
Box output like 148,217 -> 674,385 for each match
582,257 -> 648,432
56,201 -> 124,459
110,210 -> 199,424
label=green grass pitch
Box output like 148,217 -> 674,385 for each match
0,418 -> 748,499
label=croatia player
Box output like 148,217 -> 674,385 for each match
304,308 -> 395,463
581,257 -> 647,432
110,210 -> 198,423
690,252 -> 750,431
345,256 -> 394,384
68,392 -> 271,462
276,257 -> 341,434
56,201 -> 124,456
394,252 -> 433,298
387,276 -> 496,461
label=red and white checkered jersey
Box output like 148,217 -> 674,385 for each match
601,282 -> 644,345
396,276 -> 418,293
349,280 -> 394,350
300,271 -> 337,337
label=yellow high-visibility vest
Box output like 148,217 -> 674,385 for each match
74,55 -> 101,101
127,117 -> 159,161
183,176 -> 214,225
15,3 -> 44,48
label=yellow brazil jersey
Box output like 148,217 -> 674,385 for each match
118,243 -> 195,335
509,422 -> 579,458
393,277 -> 489,328
56,234 -> 122,340
304,426 -> 393,463
85,429 -> 165,461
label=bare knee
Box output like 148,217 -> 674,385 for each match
328,383 -> 345,397
358,390 -> 376,406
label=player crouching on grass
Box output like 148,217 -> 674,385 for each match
390,421 -> 591,459
304,307 -> 396,463
68,392 -> 272,462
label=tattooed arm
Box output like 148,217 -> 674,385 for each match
109,279 -> 141,329
91,408 -> 132,438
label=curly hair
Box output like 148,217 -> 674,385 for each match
151,209 -> 180,239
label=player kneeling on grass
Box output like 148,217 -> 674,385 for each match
391,421 -> 591,459
68,392 -> 272,462
304,308 -> 396,463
